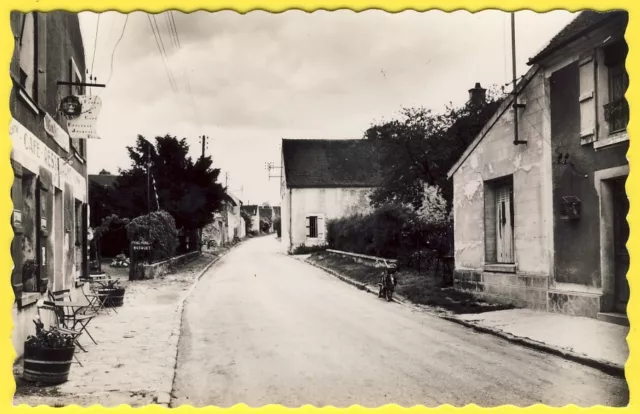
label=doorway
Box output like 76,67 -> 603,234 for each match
611,177 -> 629,313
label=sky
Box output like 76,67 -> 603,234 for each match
78,10 -> 577,206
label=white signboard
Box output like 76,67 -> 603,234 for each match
67,95 -> 102,140
10,118 -> 87,202
43,113 -> 70,152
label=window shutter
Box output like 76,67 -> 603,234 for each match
306,216 -> 311,237
11,160 -> 24,297
317,216 -> 325,239
579,54 -> 597,143
36,176 -> 49,293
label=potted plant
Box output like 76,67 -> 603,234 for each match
23,317 -> 75,384
97,278 -> 126,308
110,253 -> 129,268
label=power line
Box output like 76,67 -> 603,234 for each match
90,14 -> 101,76
147,14 -> 179,95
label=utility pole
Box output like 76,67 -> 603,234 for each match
225,172 -> 229,188
146,140 -> 151,215
199,135 -> 209,159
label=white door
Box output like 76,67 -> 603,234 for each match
496,185 -> 514,263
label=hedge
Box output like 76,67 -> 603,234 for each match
326,203 -> 452,270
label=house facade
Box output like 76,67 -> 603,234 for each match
241,205 -> 260,234
280,139 -> 383,253
448,11 -> 629,324
10,11 -> 90,357
223,193 -> 245,240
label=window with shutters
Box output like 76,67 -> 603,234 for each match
578,54 -> 596,144
17,12 -> 38,109
306,214 -> 325,240
604,41 -> 629,133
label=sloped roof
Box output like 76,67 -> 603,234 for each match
241,205 -> 258,215
89,174 -> 118,187
282,139 -> 384,188
528,10 -> 628,65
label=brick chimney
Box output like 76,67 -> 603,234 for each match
468,82 -> 487,106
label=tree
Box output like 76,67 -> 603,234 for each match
99,169 -> 112,175
113,135 -> 227,233
365,88 -> 504,210
241,210 -> 253,234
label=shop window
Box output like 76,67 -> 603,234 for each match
21,171 -> 38,293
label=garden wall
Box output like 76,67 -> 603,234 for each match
140,251 -> 201,280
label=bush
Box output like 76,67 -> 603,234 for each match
260,217 -> 272,233
327,202 -> 451,270
292,244 -> 327,255
126,210 -> 179,263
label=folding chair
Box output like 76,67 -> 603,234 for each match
82,283 -> 111,315
89,275 -> 119,314
49,289 -> 94,314
43,300 -> 98,346
36,302 -> 84,366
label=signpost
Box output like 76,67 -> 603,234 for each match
129,240 -> 152,280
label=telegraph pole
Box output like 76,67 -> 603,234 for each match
146,141 -> 151,215
199,135 -> 209,160
225,172 -> 229,188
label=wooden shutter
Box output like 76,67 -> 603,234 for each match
36,176 -> 49,292
10,160 -> 24,297
306,216 -> 311,237
81,203 -> 88,282
579,53 -> 597,143
317,215 -> 325,240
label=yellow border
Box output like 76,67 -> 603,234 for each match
0,1 -> 636,413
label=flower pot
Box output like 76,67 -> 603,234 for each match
97,287 -> 125,307
23,344 -> 75,384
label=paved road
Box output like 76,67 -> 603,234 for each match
172,236 -> 628,408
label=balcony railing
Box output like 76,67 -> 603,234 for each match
604,98 -> 629,133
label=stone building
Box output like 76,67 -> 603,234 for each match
280,139 -> 384,253
10,11 -> 91,357
447,11 -> 629,325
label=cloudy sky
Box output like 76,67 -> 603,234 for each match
78,10 -> 576,206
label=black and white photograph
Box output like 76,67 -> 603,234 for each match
8,8 -> 630,408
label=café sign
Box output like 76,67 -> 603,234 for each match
66,95 -> 102,140
44,113 -> 70,152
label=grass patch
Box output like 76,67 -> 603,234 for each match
308,252 -> 513,315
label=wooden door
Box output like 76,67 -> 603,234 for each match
612,177 -> 630,313
496,184 -> 514,264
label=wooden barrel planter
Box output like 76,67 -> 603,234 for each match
23,344 -> 75,384
98,287 -> 126,307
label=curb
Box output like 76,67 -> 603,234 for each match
302,258 -> 407,305
442,316 -> 626,378
157,242 -> 242,407
302,257 -> 625,379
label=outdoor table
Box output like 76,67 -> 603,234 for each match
51,301 -> 90,317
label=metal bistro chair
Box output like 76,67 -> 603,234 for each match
45,293 -> 98,346
88,275 -> 118,314
36,302 -> 84,366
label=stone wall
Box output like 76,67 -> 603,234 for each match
141,251 -> 201,280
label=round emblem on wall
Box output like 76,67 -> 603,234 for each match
60,96 -> 82,119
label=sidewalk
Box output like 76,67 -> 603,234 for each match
446,309 -> 629,375
13,249 -> 231,408
301,255 -> 629,377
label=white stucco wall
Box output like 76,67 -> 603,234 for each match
286,187 -> 374,251
452,69 -> 553,276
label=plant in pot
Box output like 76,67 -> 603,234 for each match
23,317 -> 76,384
96,278 -> 126,308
